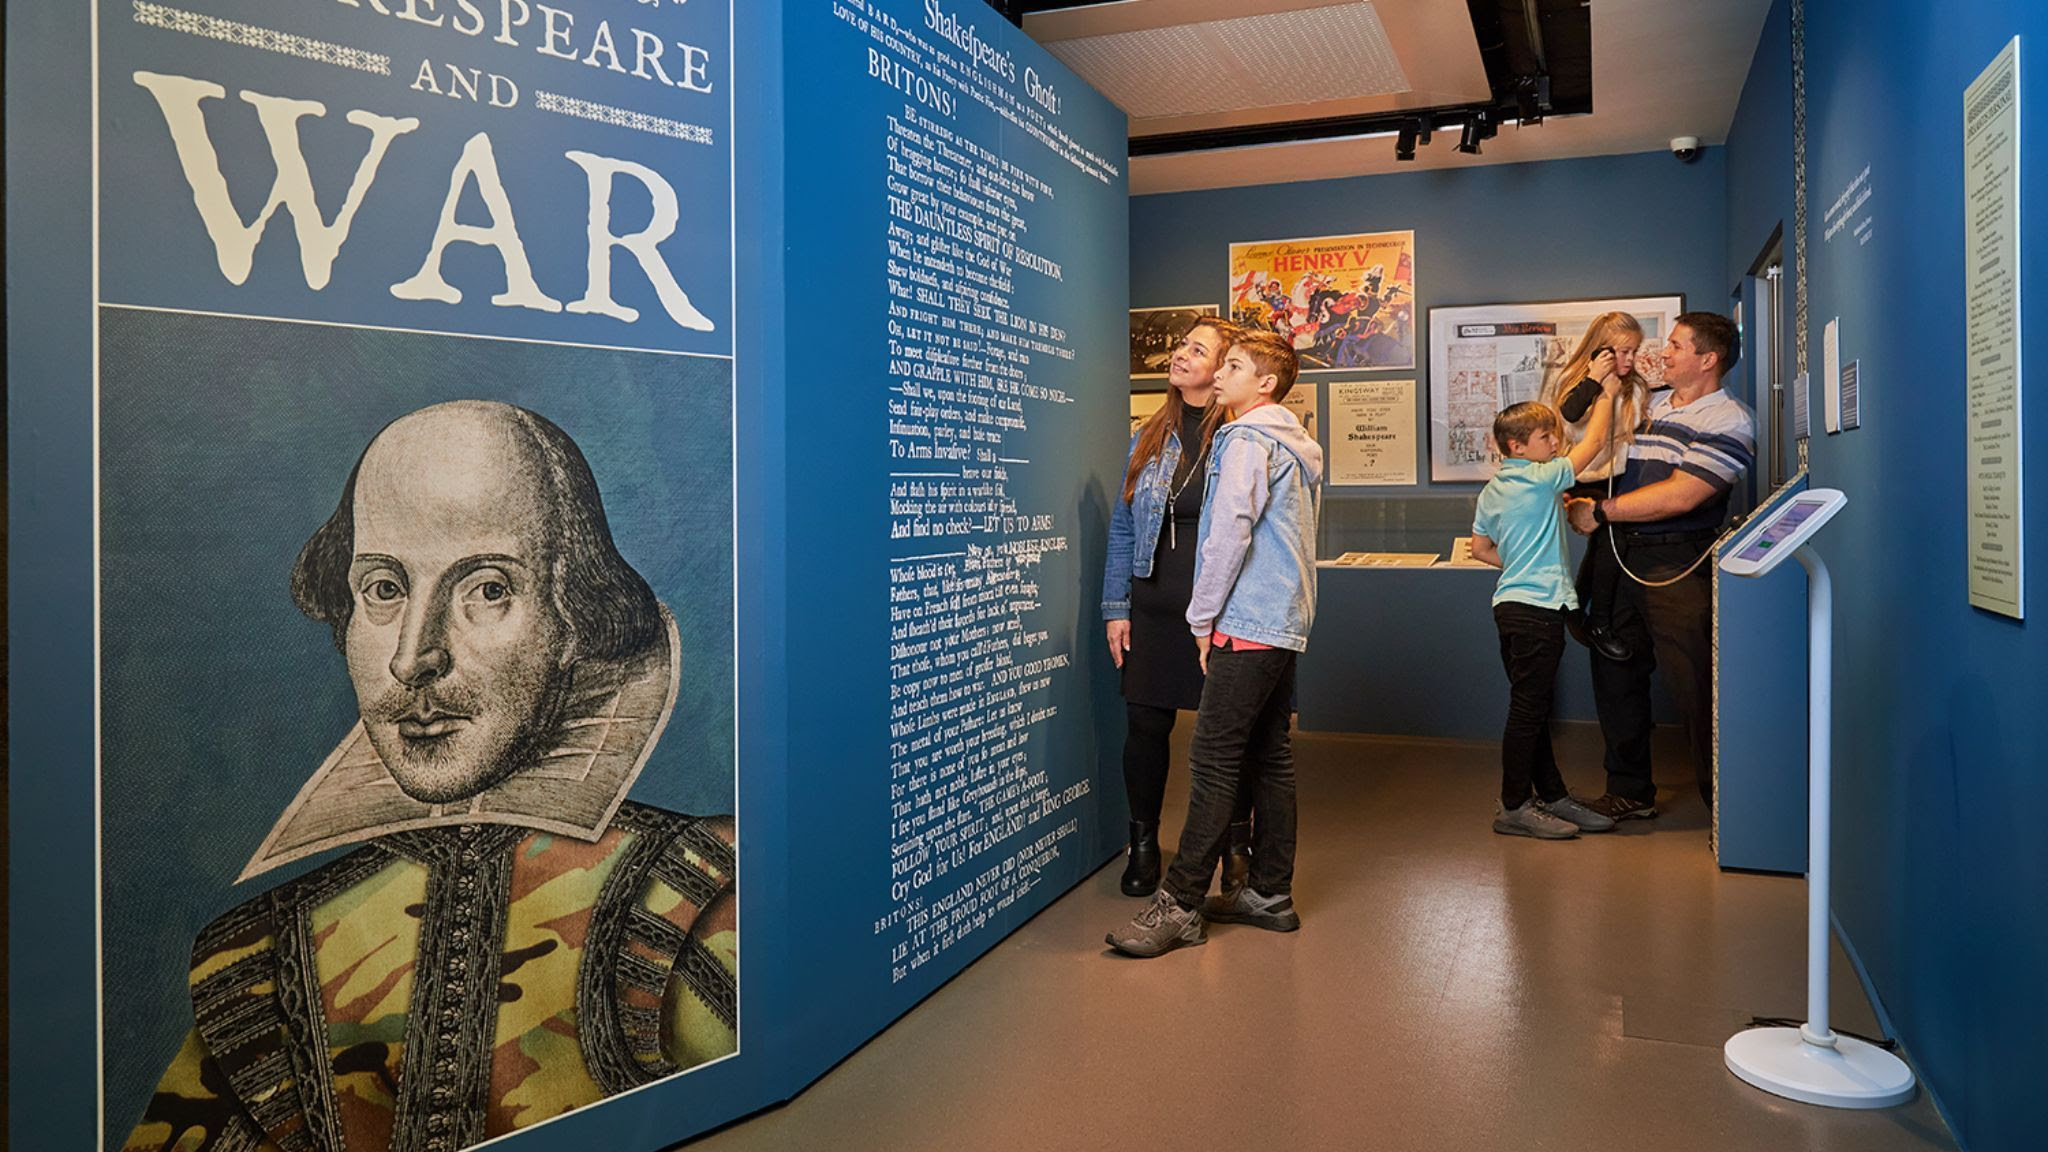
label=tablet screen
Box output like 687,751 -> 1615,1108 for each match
1736,498 -> 1824,563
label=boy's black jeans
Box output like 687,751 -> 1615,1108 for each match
1163,643 -> 1298,907
1493,602 -> 1571,810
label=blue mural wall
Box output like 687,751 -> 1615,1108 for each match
777,0 -> 1129,1081
1725,2 -> 2048,1147
7,0 -> 1126,1147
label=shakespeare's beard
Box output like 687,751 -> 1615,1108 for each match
358,663 -> 573,805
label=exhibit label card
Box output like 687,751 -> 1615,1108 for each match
1823,317 -> 1842,433
1964,36 -> 2024,618
1330,379 -> 1419,486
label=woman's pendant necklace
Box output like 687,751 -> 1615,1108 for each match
1167,440 -> 1206,550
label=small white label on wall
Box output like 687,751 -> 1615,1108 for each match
1823,318 -> 1842,434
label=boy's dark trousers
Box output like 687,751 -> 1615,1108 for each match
1162,643 -> 1298,907
1493,602 -> 1571,809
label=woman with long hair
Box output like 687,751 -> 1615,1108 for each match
1540,312 -> 1652,659
1101,317 -> 1253,896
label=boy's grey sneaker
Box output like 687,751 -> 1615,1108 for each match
1537,794 -> 1617,832
1493,802 -> 1579,840
1106,888 -> 1207,957
1202,885 -> 1301,932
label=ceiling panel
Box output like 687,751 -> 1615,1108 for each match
1044,3 -> 1408,121
1026,0 -> 1778,194
1029,0 -> 1489,139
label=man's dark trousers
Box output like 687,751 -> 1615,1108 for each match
1494,602 -> 1571,809
1163,643 -> 1297,906
1587,536 -> 1715,804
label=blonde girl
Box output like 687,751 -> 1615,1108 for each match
1540,312 -> 1651,483
1540,312 -> 1651,660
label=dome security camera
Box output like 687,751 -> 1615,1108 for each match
1671,136 -> 1701,163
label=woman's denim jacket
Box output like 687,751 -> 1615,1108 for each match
1100,429 -> 1185,621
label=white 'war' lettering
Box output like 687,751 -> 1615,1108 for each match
134,71 -> 418,290
387,131 -> 561,312
131,70 -> 716,331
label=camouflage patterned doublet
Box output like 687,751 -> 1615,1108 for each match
122,805 -> 738,1152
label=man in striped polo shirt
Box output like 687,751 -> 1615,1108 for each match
1566,313 -> 1754,821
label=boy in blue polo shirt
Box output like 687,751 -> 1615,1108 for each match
1470,380 -> 1623,839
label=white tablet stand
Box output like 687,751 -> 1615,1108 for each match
1718,489 -> 1914,1107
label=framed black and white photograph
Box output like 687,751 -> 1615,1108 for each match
1130,304 -> 1220,380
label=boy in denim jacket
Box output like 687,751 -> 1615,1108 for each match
1108,331 -> 1323,957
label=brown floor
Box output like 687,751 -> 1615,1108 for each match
692,724 -> 1957,1151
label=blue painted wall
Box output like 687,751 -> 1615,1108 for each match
1134,154 -> 1720,726
1132,148 -> 1739,512
1713,0 -> 1811,877
1299,566 -> 1610,739
1724,0 -> 1800,490
1725,2 -> 2048,1147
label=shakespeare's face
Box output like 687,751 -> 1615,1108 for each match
345,408 -> 570,804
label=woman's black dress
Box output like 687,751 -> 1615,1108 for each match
1122,404 -> 1210,710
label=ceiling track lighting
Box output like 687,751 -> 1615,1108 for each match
1515,75 -> 1553,125
1394,121 -> 1419,161
1457,116 -> 1484,155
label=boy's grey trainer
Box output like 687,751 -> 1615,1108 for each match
1493,802 -> 1579,840
1538,794 -> 1617,832
1202,885 -> 1301,932
1106,888 -> 1207,957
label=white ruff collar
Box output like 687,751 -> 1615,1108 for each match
239,609 -> 680,882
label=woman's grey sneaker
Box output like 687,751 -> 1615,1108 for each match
1493,802 -> 1579,840
1106,888 -> 1207,957
1538,795 -> 1617,832
1202,885 -> 1301,932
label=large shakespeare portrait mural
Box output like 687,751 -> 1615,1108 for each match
103,324 -> 740,1152
93,3 -> 740,1149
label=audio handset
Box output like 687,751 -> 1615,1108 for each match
1557,348 -> 1612,422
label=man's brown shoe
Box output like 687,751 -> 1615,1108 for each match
1584,793 -> 1658,821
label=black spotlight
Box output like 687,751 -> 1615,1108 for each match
1515,75 -> 1551,125
1457,116 -> 1484,155
1395,121 -> 1418,162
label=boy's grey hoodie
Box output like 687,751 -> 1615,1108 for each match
1185,403 -> 1325,652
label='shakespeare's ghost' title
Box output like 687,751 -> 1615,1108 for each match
123,0 -> 728,334
922,0 -> 1063,115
